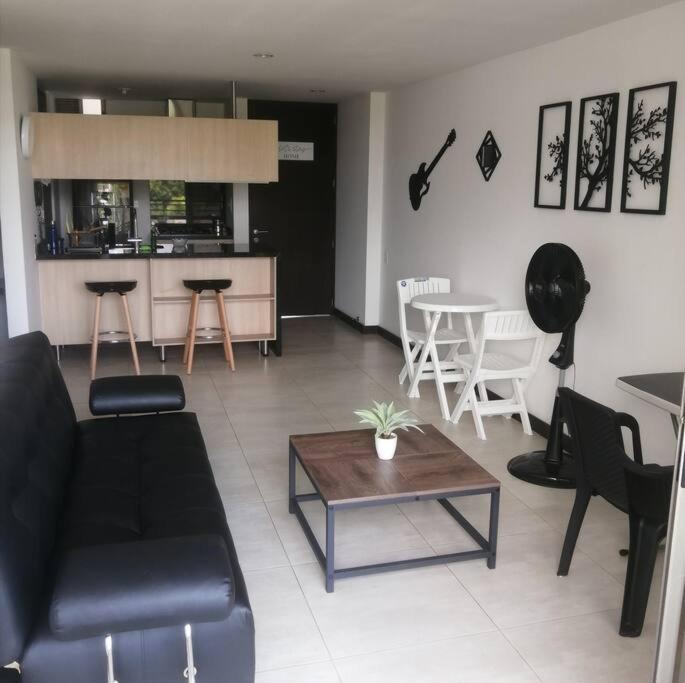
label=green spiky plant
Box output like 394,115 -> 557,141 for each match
353,401 -> 423,439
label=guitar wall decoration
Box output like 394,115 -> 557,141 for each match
408,128 -> 456,210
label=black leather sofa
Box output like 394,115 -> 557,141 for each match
0,332 -> 254,682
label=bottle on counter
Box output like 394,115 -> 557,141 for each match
48,221 -> 58,256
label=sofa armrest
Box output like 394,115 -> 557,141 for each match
89,375 -> 185,416
50,535 -> 233,640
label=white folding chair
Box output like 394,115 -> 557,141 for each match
397,277 -> 467,386
450,310 -> 545,440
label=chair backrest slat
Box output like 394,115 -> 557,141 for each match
397,276 -> 451,304
559,388 -> 630,512
482,310 -> 540,340
397,277 -> 451,341
467,310 -> 545,378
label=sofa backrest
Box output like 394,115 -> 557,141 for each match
0,332 -> 76,665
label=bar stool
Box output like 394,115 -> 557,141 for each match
85,280 -> 141,380
182,279 -> 235,375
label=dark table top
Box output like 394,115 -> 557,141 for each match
36,244 -> 278,260
289,424 -> 500,506
616,372 -> 683,415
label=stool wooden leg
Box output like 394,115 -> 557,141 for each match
186,292 -> 201,375
120,293 -> 140,375
90,294 -> 102,380
183,292 -> 198,365
215,291 -> 235,371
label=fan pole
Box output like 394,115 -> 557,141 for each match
507,367 -> 576,488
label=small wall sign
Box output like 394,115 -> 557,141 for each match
278,141 -> 314,161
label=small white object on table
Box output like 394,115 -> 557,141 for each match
409,292 -> 498,419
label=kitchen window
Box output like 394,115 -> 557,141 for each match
150,180 -> 232,237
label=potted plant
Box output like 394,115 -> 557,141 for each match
353,401 -> 423,460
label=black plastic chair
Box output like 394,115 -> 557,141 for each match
557,388 -> 672,637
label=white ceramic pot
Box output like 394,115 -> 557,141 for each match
375,433 -> 398,460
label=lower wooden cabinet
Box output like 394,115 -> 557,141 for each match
38,257 -> 277,349
38,259 -> 152,346
149,257 -> 277,347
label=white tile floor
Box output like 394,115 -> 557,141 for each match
59,317 -> 661,682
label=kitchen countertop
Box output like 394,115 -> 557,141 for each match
36,244 -> 278,260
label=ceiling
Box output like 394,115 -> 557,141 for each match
0,0 -> 677,102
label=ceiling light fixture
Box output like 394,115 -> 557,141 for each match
253,52 -> 274,59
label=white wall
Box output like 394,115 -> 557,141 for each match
335,94 -> 371,322
335,92 -> 388,325
378,2 -> 685,464
364,92 -> 387,326
0,48 -> 40,336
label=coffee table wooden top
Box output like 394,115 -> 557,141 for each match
289,424 -> 500,506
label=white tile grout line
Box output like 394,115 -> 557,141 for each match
255,660 -> 342,682
327,629 -> 543,682
64,321 -> 631,680
326,328 -> 630,679
209,367 -> 340,668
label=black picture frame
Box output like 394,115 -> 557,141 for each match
534,101 -> 572,209
620,81 -> 677,215
573,93 -> 619,212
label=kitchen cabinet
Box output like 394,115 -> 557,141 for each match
149,256 -> 276,346
187,118 -> 278,182
30,113 -> 278,182
37,254 -> 278,348
38,258 -> 152,345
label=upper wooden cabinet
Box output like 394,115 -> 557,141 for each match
187,118 -> 279,183
30,113 -> 278,183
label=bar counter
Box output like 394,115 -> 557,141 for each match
37,244 -> 281,356
36,243 -> 278,260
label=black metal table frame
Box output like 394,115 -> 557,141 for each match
288,444 -> 500,593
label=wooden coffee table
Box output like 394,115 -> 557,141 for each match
289,424 -> 500,592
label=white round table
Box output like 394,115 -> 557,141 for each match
409,292 -> 498,419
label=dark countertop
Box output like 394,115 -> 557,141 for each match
37,244 -> 278,260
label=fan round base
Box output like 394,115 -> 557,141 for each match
507,450 -> 576,489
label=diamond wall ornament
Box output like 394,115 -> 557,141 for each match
476,131 -> 501,181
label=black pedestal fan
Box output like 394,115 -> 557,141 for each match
507,243 -> 590,488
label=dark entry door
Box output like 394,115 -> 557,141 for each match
248,101 -> 337,316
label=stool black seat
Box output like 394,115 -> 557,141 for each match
85,280 -> 140,379
85,280 -> 138,295
182,279 -> 235,374
183,279 -> 232,293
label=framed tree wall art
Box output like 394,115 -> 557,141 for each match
534,101 -> 572,209
574,93 -> 619,211
620,81 -> 677,215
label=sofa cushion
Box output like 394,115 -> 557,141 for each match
0,332 -> 76,665
59,412 -> 229,551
